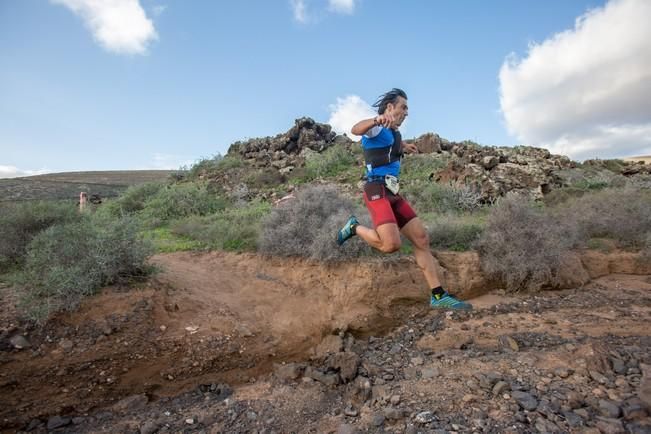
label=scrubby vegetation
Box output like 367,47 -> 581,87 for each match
14,214 -> 153,322
476,187 -> 651,292
423,213 -> 486,252
259,185 -> 372,261
475,197 -> 577,292
0,201 -> 80,270
4,137 -> 650,323
171,200 -> 271,251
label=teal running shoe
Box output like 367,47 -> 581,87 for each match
336,215 -> 359,246
430,292 -> 473,310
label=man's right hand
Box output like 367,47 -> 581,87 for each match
374,114 -> 395,128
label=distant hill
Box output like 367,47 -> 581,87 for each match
0,170 -> 176,202
623,155 -> 651,164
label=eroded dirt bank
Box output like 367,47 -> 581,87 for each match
1,252 -> 650,433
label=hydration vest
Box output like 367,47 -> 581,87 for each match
363,128 -> 403,169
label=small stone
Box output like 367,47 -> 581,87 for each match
372,413 -> 385,427
499,335 -> 519,352
246,411 -> 257,421
140,421 -> 159,434
598,399 -> 622,418
411,357 -> 424,366
554,367 -> 572,378
511,391 -> 538,411
9,335 -> 31,349
274,362 -> 305,381
414,411 -> 436,424
343,405 -> 358,417
59,339 -> 74,352
159,325 -> 167,332
492,381 -> 510,396
590,370 -> 608,384
390,395 -> 401,405
595,417 -> 625,434
611,358 -> 626,375
565,391 -> 583,409
621,398 -> 648,420
574,408 -> 590,419
462,394 -> 477,403
562,411 -> 583,427
47,416 -> 71,430
383,407 -> 404,420
185,417 -> 195,424
337,423 -> 358,434
421,368 -> 439,379
25,419 -> 42,431
535,417 -> 560,433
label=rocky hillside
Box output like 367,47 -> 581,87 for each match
196,117 -> 651,202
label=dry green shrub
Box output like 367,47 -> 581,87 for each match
138,182 -> 228,227
553,188 -> 651,248
16,214 -> 153,323
171,200 -> 272,251
404,182 -> 483,214
100,182 -> 164,217
305,144 -> 356,180
475,197 -> 576,292
259,185 -> 371,261
0,201 -> 80,270
425,214 -> 485,251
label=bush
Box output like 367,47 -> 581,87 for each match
171,200 -> 272,251
404,181 -> 483,214
304,144 -> 356,180
0,201 -> 80,270
138,182 -> 228,227
186,154 -> 245,179
400,153 -> 450,182
16,214 -> 154,322
424,214 -> 485,251
475,197 -> 576,292
100,182 -> 164,217
259,185 -> 371,261
553,188 -> 651,248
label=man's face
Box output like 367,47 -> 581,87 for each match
387,96 -> 408,128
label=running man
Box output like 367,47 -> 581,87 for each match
336,88 -> 472,310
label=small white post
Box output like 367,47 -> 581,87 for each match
79,191 -> 88,212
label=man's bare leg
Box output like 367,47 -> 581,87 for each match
399,218 -> 441,288
355,222 -> 401,253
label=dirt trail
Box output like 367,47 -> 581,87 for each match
0,252 -> 433,429
1,253 -> 650,433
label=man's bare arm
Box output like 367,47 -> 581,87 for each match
351,113 -> 395,136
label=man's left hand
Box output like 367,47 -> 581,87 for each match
403,142 -> 419,154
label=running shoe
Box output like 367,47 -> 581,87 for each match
430,292 -> 473,310
336,215 -> 359,246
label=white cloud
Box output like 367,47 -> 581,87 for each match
328,95 -> 376,140
499,0 -> 651,161
290,0 -> 308,23
328,0 -> 356,15
51,0 -> 158,55
290,0 -> 357,23
0,165 -> 51,179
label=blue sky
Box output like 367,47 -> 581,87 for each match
2,0 -> 650,177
